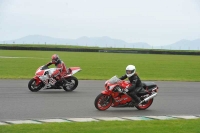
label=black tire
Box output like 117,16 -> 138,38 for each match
28,78 -> 43,92
63,76 -> 78,91
94,93 -> 112,111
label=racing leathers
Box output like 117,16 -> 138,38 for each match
46,59 -> 68,81
119,73 -> 142,105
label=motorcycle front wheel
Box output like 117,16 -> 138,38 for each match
94,93 -> 113,111
28,78 -> 43,92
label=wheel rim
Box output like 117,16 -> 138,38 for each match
65,80 -> 75,90
31,81 -> 38,90
30,80 -> 41,91
97,95 -> 112,110
138,99 -> 153,109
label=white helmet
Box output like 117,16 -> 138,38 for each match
126,65 -> 136,77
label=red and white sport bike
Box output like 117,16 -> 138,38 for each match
28,65 -> 81,92
94,76 -> 158,111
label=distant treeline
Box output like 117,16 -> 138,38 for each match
0,45 -> 200,55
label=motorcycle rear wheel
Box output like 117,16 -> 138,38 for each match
28,78 -> 43,92
63,76 -> 78,91
94,93 -> 113,111
135,98 -> 153,110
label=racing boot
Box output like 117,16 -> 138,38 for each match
130,94 -> 141,106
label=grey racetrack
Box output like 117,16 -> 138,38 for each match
0,80 -> 200,121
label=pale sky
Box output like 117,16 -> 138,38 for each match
0,0 -> 200,46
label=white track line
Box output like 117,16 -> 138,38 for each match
0,115 -> 199,125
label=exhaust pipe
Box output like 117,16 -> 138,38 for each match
141,93 -> 157,103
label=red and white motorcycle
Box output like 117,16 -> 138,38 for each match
28,65 -> 81,92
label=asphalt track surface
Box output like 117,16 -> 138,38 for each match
0,80 -> 200,121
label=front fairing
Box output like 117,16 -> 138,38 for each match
33,76 -> 42,85
103,77 -> 132,107
35,66 -> 56,77
120,80 -> 131,89
35,66 -> 45,76
101,90 -> 112,95
34,66 -> 56,84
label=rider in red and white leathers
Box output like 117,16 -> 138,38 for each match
46,54 -> 68,81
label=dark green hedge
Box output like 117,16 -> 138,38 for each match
0,45 -> 200,55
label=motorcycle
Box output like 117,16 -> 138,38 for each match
94,76 -> 158,111
28,65 -> 81,92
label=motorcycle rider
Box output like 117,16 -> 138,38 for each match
45,54 -> 68,84
119,65 -> 142,106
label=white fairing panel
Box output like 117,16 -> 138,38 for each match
38,68 -> 56,81
39,75 -> 49,81
71,69 -> 81,75
48,68 -> 57,75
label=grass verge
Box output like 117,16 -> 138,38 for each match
1,119 -> 200,133
0,50 -> 200,81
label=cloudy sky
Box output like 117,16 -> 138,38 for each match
0,0 -> 200,46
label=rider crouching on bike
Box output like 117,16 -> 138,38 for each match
119,65 -> 142,106
46,54 -> 68,84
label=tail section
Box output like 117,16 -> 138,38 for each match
68,67 -> 82,75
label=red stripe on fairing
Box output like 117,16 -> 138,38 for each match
36,70 -> 45,76
70,67 -> 81,71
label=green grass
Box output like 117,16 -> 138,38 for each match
1,119 -> 200,133
0,50 -> 200,81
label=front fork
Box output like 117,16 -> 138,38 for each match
100,90 -> 113,105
